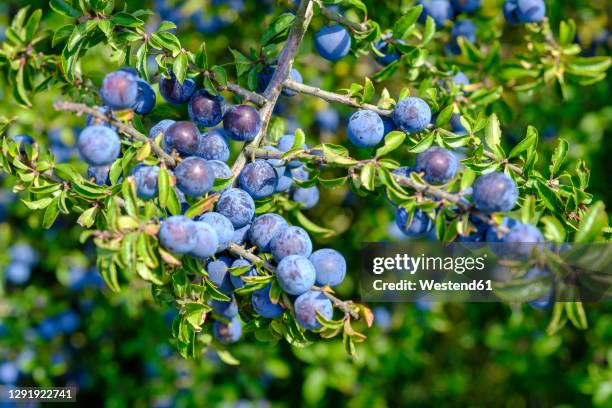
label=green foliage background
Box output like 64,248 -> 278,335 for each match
0,0 -> 610,406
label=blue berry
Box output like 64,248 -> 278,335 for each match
10,243 -> 37,265
457,215 -> 489,242
158,215 -> 198,254
100,70 -> 139,110
132,164 -> 160,200
293,290 -> 332,330
315,107 -> 340,132
373,306 -> 392,331
87,165 -> 111,186
149,119 -> 176,140
249,213 -> 288,252
452,72 -> 470,88
373,40 -> 402,66
6,262 -> 31,284
212,296 -> 238,318
290,166 -> 309,182
175,157 -> 215,197
270,226 -> 313,262
207,160 -> 233,192
190,221 -> 219,259
188,89 -> 227,126
238,160 -> 278,200
197,212 -> 235,252
0,361 -> 19,384
472,172 -> 518,213
252,284 -> 284,318
451,0 -> 481,13
393,97 -> 432,133
419,0 -> 454,27
415,147 -> 458,184
277,134 -> 306,169
449,20 -> 476,54
197,129 -> 230,162
232,224 -> 251,245
78,125 -> 121,166
85,106 -> 115,129
485,217 -> 518,243
262,146 -> 291,192
213,317 -> 242,343
132,79 -> 156,115
347,110 -> 385,147
315,24 -> 351,61
501,222 -> 544,258
524,267 -> 554,309
56,310 -> 80,334
230,259 -> 257,289
291,186 -> 320,209
216,188 -> 255,228
395,208 -> 432,236
309,248 -> 346,287
450,114 -> 467,135
163,121 -> 201,157
159,72 -> 196,104
223,105 -> 262,142
276,255 -> 316,296
503,0 -> 546,24
207,256 -> 234,295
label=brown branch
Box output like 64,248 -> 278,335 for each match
283,79 -> 392,117
316,0 -> 369,32
221,83 -> 267,106
227,243 -> 360,320
53,101 -> 176,167
231,0 -> 315,180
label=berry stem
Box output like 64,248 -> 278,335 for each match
230,0 -> 316,180
283,78 -> 392,117
53,101 -> 177,167
227,243 -> 360,320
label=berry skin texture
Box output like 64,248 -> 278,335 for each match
309,248 -> 346,287
451,0 -> 481,13
270,226 -> 313,262
262,146 -> 291,192
238,160 -> 278,200
472,172 -> 518,213
188,89 -> 227,127
77,125 -> 121,166
276,255 -> 316,296
314,24 -> 351,61
249,213 -> 288,253
396,208 -> 432,236
197,212 -> 235,252
158,215 -> 198,254
393,97 -> 432,133
229,259 -> 257,289
291,186 -> 320,209
132,164 -> 160,200
149,119 -> 176,140
503,0 -> 545,24
87,165 -> 111,186
347,110 -> 385,148
132,79 -> 156,115
175,157 -> 215,197
212,297 -> 238,319
216,188 -> 255,228
293,290 -> 333,330
163,121 -> 201,157
207,160 -> 233,192
159,72 -> 196,104
252,284 -> 284,318
207,256 -> 234,295
223,105 -> 262,142
197,129 -> 230,162
415,147 -> 458,184
190,221 -> 219,259
213,317 -> 242,344
100,70 -> 139,110
419,0 -> 454,27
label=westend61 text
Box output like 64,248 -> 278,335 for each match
372,279 -> 493,292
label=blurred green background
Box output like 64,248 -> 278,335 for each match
0,0 -> 610,407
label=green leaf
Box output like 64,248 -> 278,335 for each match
24,9 -> 42,42
507,126 -> 538,158
362,77 -> 375,103
184,195 -> 218,218
436,105 -> 454,127
111,12 -> 143,28
422,16 -> 436,45
392,5 -> 422,39
360,162 -> 376,191
211,65 -> 228,87
540,215 -> 566,242
262,12 -> 295,45
484,113 -> 502,158
166,187 -> 183,216
536,181 -> 565,214
565,302 -> 588,330
195,42 -> 207,69
549,138 -> 568,176
173,53 -> 188,85
322,144 -> 358,167
229,47 -> 252,77
294,211 -> 335,238
49,0 -> 80,18
42,199 -> 60,229
77,206 -> 98,228
157,167 -> 171,208
216,350 -> 240,365
121,178 -> 138,217
575,201 -> 607,243
407,133 -> 434,153
375,131 -> 406,157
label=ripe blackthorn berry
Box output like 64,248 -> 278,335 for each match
188,89 -> 227,127
207,160 -> 233,192
415,147 -> 458,184
291,186 -> 320,209
213,317 -> 242,343
238,160 -> 278,200
100,70 -> 139,110
87,165 -> 111,186
315,24 -> 351,61
132,164 -> 160,200
164,121 -> 201,157
197,212 -> 235,252
276,255 -> 316,296
197,129 -> 230,162
132,79 -> 156,115
451,0 -> 481,13
309,248 -> 346,287
229,259 -> 257,289
395,208 -> 432,236
347,110 -> 385,147
78,125 -> 121,166
223,105 -> 262,142
249,213 -> 288,253
212,296 -> 238,318
216,188 -> 255,228
207,256 -> 234,295
158,215 -> 198,254
252,284 -> 284,318
393,97 -> 432,133
270,226 -> 313,262
419,0 -> 454,27
190,221 -> 220,259
472,172 -> 518,213
293,290 -> 333,330
277,134 -> 306,169
175,157 -> 215,197
159,71 -> 196,104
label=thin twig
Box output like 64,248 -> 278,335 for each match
283,78 -> 392,117
222,83 -> 267,106
231,0 -> 316,180
227,243 -> 360,320
316,0 -> 369,32
53,101 -> 176,167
